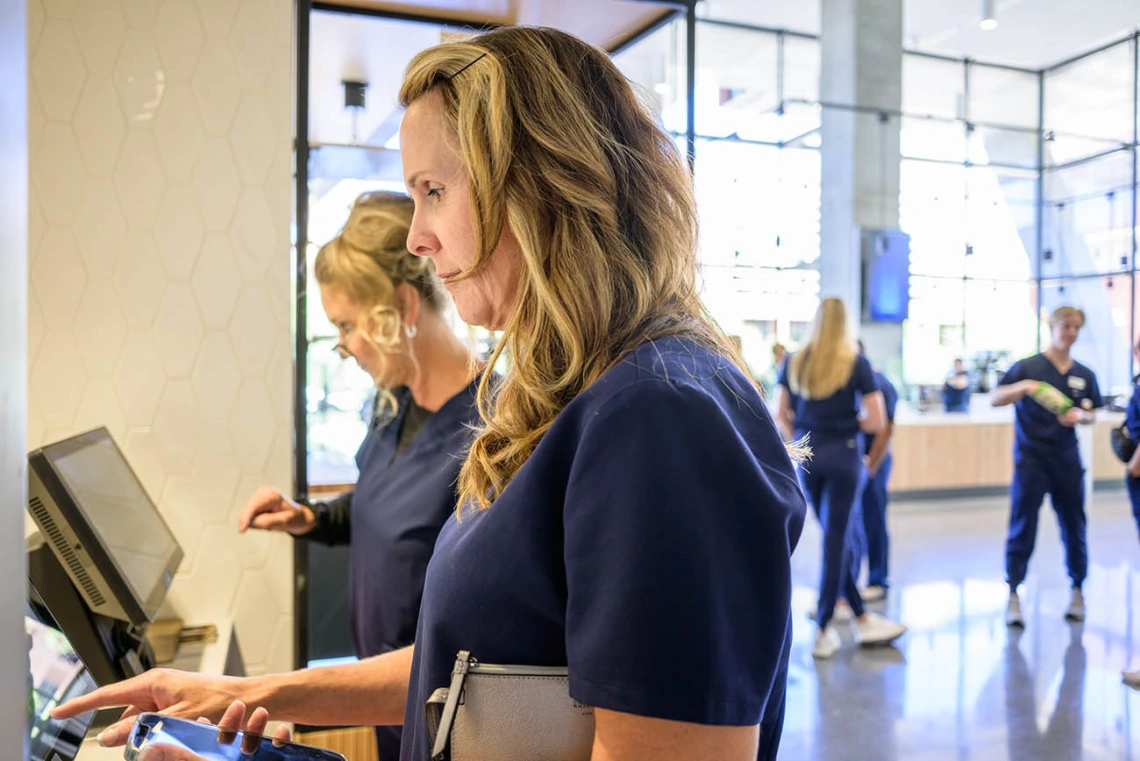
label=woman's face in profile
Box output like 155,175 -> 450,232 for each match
400,89 -> 522,331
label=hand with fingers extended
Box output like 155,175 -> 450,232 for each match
50,668 -> 251,748
137,700 -> 291,761
237,485 -> 316,536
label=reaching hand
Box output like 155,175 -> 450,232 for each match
237,485 -> 315,536
138,700 -> 291,761
51,668 -> 249,748
1057,408 -> 1083,428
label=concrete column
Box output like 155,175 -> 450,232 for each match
819,0 -> 904,367
0,0 -> 28,756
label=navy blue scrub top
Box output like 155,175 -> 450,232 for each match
778,353 -> 878,442
308,380 -> 480,761
998,353 -> 1103,465
867,371 -> 898,455
942,375 -> 969,412
399,337 -> 807,761
1127,377 -> 1140,441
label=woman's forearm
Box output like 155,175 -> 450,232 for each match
247,646 -> 414,727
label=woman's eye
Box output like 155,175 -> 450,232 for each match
427,186 -> 443,200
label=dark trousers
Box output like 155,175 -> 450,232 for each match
1006,456 -> 1087,590
860,453 -> 893,589
1127,475 -> 1140,542
800,435 -> 866,629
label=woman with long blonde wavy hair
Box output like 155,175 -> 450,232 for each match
52,27 -> 808,761
778,297 -> 905,660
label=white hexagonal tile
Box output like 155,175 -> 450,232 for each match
195,0 -> 238,37
233,571 -> 281,658
32,20 -> 86,120
274,0 -> 291,47
32,229 -> 87,328
265,614 -> 292,676
229,284 -> 277,378
74,78 -> 127,177
229,93 -> 277,185
190,427 -> 241,522
43,0 -> 77,19
74,0 -> 126,76
114,230 -> 166,328
73,378 -> 128,445
265,270 -> 290,330
28,193 -> 47,263
191,235 -> 242,328
264,532 -> 293,611
266,336 -> 293,422
267,424 -> 292,481
155,186 -> 205,279
74,178 -> 127,279
192,38 -> 241,135
192,138 -> 241,232
28,399 -> 47,451
32,124 -> 86,225
165,524 -> 242,621
154,283 -> 205,377
158,475 -> 207,574
114,329 -> 167,427
114,29 -> 165,126
231,189 -> 276,282
28,89 -> 46,158
230,0 -> 277,90
153,84 -> 204,182
28,0 -> 45,50
192,332 -> 241,425
121,0 -> 159,29
73,282 -> 127,379
152,380 -> 203,474
28,290 -> 46,369
154,0 -> 203,83
113,131 -> 166,227
227,380 -> 274,472
30,329 -> 86,430
263,151 -> 292,233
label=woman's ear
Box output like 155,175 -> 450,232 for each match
397,283 -> 422,328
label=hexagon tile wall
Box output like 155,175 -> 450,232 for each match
28,0 -> 296,676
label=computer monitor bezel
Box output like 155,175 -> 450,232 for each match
28,427 -> 183,626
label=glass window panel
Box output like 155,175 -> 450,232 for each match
900,161 -> 967,277
782,35 -> 820,104
901,117 -> 967,163
903,54 -> 965,121
1044,39 -> 1135,148
963,279 -> 1038,361
963,166 -> 1036,281
1045,133 -> 1128,168
968,64 -> 1039,130
1039,275 -> 1134,399
1042,151 -> 1134,277
696,23 -> 779,138
613,18 -> 688,135
969,124 -> 1038,170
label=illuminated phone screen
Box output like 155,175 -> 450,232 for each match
124,713 -> 347,761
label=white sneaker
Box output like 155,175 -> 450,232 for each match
812,627 -> 841,659
853,612 -> 907,646
1065,588 -> 1085,622
1006,592 -> 1024,628
808,599 -> 853,624
862,585 -> 887,602
1124,670 -> 1140,690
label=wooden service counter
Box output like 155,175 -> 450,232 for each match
889,406 -> 1126,497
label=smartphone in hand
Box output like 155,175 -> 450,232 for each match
123,713 -> 347,761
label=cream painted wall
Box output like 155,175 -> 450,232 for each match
27,0 -> 295,676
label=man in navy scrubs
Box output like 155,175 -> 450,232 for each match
992,306 -> 1103,627
854,342 -> 899,602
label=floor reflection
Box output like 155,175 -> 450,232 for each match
780,493 -> 1140,760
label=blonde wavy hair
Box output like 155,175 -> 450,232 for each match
399,27 -> 757,511
788,298 -> 858,400
314,191 -> 446,413
1049,305 -> 1085,328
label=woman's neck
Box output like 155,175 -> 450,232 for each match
405,312 -> 480,412
1044,345 -> 1071,366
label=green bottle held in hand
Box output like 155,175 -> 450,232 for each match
1029,381 -> 1073,416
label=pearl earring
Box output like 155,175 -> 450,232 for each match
405,324 -> 418,339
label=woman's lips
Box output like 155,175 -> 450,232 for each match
439,270 -> 461,282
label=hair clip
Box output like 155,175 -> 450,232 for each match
447,52 -> 488,81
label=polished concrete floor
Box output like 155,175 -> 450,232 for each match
781,490 -> 1140,760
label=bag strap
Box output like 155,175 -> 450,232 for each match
430,651 -> 473,761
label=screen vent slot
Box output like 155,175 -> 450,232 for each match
28,496 -> 107,608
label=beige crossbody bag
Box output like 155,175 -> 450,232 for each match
425,650 -> 596,761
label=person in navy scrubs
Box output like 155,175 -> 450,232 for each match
236,192 -> 481,761
851,341 -> 899,602
992,306 -> 1103,628
942,359 -> 971,412
778,299 -> 906,659
1121,339 -> 1140,690
55,28 -> 808,761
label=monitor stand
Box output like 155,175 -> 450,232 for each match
28,537 -> 154,688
